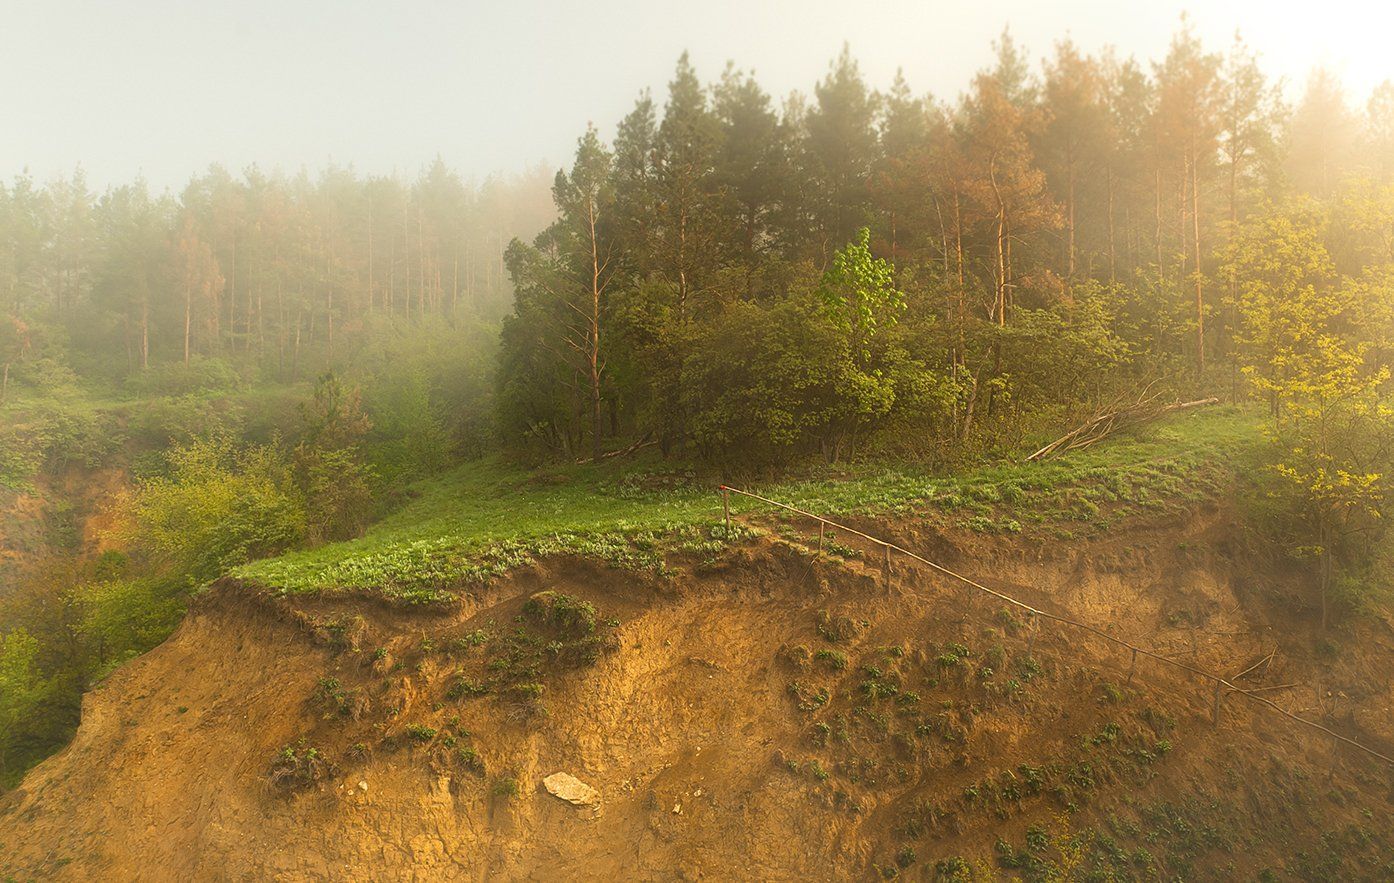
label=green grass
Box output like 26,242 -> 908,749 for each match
233,406 -> 1264,602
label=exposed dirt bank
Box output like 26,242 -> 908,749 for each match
3,504 -> 1393,880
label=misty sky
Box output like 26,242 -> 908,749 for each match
5,0 -> 1392,193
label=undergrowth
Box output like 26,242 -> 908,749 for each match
233,408 -> 1259,600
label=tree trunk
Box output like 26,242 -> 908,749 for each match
588,201 -> 603,462
183,283 -> 192,365
954,190 -> 966,364
1192,147 -> 1205,373
990,156 -> 1008,327
1154,166 -> 1163,274
1106,166 -> 1117,285
1319,519 -> 1332,632
1066,154 -> 1077,277
140,297 -> 149,370
367,197 -> 375,315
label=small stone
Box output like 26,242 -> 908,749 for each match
543,772 -> 600,807
358,781 -> 369,792
672,803 -> 682,814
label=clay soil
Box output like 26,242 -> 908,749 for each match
3,501 -> 1393,881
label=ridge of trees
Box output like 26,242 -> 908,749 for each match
500,31 -> 1394,468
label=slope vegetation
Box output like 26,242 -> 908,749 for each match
3,410 -> 1393,881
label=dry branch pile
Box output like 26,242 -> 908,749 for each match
1026,388 -> 1219,462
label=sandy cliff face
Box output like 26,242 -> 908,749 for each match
3,506 -> 1392,881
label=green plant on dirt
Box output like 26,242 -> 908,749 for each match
492,774 -> 521,799
405,723 -> 437,742
815,649 -> 849,671
268,741 -> 331,791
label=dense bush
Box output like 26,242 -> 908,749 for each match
109,437 -> 306,584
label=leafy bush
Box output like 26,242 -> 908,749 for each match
126,357 -> 245,397
108,436 -> 306,583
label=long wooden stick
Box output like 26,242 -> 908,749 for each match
718,485 -> 1394,768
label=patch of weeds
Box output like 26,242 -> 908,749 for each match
815,649 -> 849,671
448,629 -> 492,654
405,723 -> 437,742
1015,656 -> 1043,682
936,651 -> 966,669
823,539 -> 861,560
1140,705 -> 1176,734
268,740 -> 332,792
313,676 -> 358,718
492,774 -> 521,799
995,607 -> 1021,634
507,682 -> 545,701
816,610 -> 864,643
457,747 -> 485,775
934,856 -> 977,882
447,678 -> 490,700
788,681 -> 831,712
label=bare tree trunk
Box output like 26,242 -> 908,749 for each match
140,297 -> 149,370
1107,166 -> 1117,285
1319,519 -> 1332,632
183,283 -> 192,365
588,202 -> 603,462
418,205 -> 427,316
367,197 -> 374,315
990,157 -> 1008,327
1192,146 -> 1205,373
1066,152 -> 1077,277
1154,166 -> 1164,274
955,191 -> 965,361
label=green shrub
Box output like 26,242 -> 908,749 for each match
405,723 -> 437,742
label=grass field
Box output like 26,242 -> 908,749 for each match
233,406 -> 1265,602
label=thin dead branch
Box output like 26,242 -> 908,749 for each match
1026,390 -> 1219,462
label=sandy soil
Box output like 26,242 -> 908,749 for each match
3,503 -> 1392,881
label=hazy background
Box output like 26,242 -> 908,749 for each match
4,0 -> 1390,191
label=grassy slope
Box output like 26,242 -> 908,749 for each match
234,406 -> 1263,603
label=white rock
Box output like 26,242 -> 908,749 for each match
543,772 -> 600,807
358,781 -> 369,792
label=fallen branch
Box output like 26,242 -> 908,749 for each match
1235,682 -> 1297,695
1231,649 -> 1276,682
1026,393 -> 1219,462
583,433 -> 657,463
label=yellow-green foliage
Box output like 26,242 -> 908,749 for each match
0,629 -> 55,786
1224,201 -> 1394,615
112,437 -> 306,584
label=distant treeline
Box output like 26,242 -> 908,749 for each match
498,30 -> 1394,463
0,161 -> 554,385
